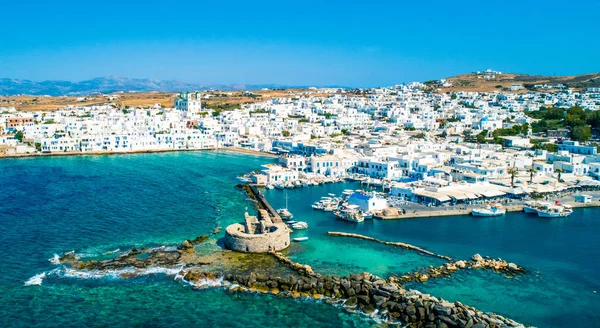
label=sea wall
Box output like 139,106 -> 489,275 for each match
224,223 -> 290,253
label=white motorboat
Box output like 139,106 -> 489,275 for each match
265,184 -> 274,190
471,204 -> 506,217
311,203 -> 323,210
291,222 -> 309,230
274,184 -> 285,190
293,237 -> 309,242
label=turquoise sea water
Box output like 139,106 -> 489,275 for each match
1,152 -> 599,327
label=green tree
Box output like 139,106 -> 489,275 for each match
555,169 -> 564,182
571,125 -> 591,142
521,123 -> 530,136
476,130 -> 488,144
527,168 -> 537,184
586,110 -> 600,129
341,129 -> 350,136
14,131 -> 23,142
281,130 -> 291,137
507,167 -> 519,187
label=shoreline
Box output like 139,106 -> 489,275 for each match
0,147 -> 277,160
377,201 -> 600,219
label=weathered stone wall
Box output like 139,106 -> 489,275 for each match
225,223 -> 290,253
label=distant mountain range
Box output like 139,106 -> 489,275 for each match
0,76 -> 316,96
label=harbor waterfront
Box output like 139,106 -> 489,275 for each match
1,152 -> 599,327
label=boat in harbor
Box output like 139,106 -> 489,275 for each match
276,192 -> 293,220
334,204 -> 365,223
471,204 -> 506,217
293,237 -> 309,242
536,201 -> 573,218
265,184 -> 274,190
523,201 -> 548,214
291,222 -> 309,230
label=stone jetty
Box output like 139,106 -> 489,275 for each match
328,231 -> 454,261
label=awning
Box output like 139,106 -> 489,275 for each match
464,192 -> 480,199
414,190 -> 451,202
481,190 -> 506,198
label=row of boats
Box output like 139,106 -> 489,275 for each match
265,177 -> 347,190
276,194 -> 309,242
471,200 -> 573,218
311,189 -> 377,223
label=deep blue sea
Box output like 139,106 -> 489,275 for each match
1,151 -> 599,327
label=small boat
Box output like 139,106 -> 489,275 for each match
265,184 -> 274,190
311,203 -> 323,210
335,204 -> 364,223
523,201 -> 547,214
536,202 -> 572,218
291,222 -> 309,230
293,237 -> 309,242
277,208 -> 293,220
471,204 -> 506,217
274,184 -> 285,190
362,212 -> 374,220
286,220 -> 297,225
277,192 -> 293,220
327,193 -> 336,197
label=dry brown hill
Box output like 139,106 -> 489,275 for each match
437,72 -> 600,93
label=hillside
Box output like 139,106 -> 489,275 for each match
0,89 -> 331,112
0,76 -> 312,96
438,72 -> 600,93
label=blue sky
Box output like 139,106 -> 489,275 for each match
1,0 -> 599,87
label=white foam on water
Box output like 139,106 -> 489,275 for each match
49,254 -> 61,265
51,265 -> 184,281
104,249 -> 120,255
24,272 -> 46,286
183,275 -> 224,289
138,266 -> 183,276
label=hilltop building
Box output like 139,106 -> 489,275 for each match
175,92 -> 202,112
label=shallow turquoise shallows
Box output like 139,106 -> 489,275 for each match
1,152 -> 599,327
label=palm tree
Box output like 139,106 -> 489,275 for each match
507,167 -> 519,187
556,169 -> 564,182
527,168 -> 537,184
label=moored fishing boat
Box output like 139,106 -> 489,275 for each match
293,237 -> 309,242
536,202 -> 573,218
523,201 -> 547,214
334,204 -> 365,223
471,204 -> 506,217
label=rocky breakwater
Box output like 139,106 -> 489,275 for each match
58,235 -> 210,272
179,268 -> 525,327
396,254 -> 525,283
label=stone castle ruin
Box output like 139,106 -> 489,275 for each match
224,209 -> 290,253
